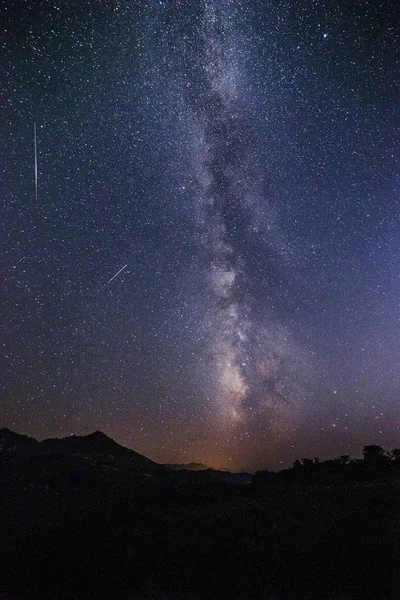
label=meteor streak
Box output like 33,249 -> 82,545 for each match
103,264 -> 128,288
34,122 -> 38,200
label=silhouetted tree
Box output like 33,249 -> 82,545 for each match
302,458 -> 314,469
363,445 -> 387,463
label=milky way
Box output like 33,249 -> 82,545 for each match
184,2 -> 309,447
1,0 -> 398,470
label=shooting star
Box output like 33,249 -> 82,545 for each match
34,122 -> 38,200
102,264 -> 128,289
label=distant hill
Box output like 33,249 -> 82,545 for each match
164,461 -> 210,471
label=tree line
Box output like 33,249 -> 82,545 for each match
253,444 -> 400,488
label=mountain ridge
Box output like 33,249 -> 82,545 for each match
0,428 -> 251,480
0,427 -> 160,471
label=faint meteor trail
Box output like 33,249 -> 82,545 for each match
103,264 -> 128,289
34,122 -> 38,200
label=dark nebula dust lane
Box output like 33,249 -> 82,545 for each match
1,1 -> 398,470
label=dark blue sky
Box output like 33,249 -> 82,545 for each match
1,0 -> 398,469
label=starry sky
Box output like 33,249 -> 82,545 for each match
1,0 -> 398,470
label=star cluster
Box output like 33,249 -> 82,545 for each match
1,0 -> 398,470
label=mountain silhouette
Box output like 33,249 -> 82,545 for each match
0,428 -> 251,481
0,428 -> 160,471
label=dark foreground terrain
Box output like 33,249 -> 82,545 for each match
1,430 -> 400,600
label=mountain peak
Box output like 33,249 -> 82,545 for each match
85,430 -> 111,441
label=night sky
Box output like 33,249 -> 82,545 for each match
1,0 -> 398,470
